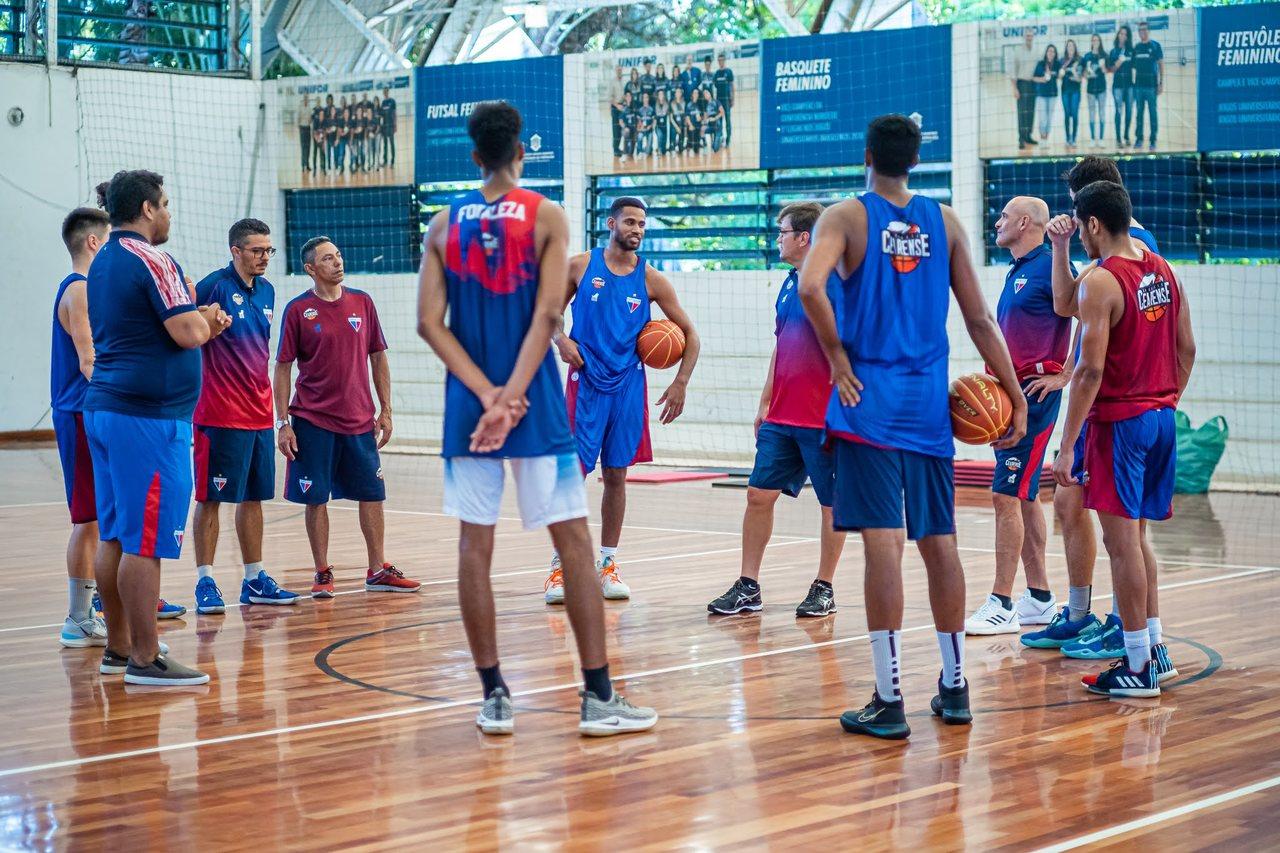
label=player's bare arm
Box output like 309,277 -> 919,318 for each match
166,301 -> 230,350
554,251 -> 588,368
58,278 -> 95,381
370,350 -> 393,449
273,359 -> 297,460
646,266 -> 700,424
1174,275 -> 1197,397
943,204 -> 1027,449
1048,213 -> 1090,317
1053,267 -> 1121,487
800,200 -> 862,406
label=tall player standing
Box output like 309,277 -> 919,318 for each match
52,207 -> 110,648
707,202 -> 848,617
190,219 -> 300,614
799,115 -> 1026,739
543,197 -> 700,604
1052,180 -> 1195,696
1029,155 -> 1163,657
417,101 -> 657,736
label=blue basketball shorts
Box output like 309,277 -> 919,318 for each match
831,438 -> 955,540
748,422 -> 835,507
284,415 -> 386,504
194,425 -> 274,503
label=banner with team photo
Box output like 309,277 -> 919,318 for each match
273,73 -> 414,190
759,27 -> 951,168
1197,4 -> 1280,152
415,56 -> 564,183
583,41 -> 760,175
978,10 -> 1198,158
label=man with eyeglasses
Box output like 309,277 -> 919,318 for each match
190,218 -> 301,614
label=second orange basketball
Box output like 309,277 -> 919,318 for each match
637,319 -> 685,369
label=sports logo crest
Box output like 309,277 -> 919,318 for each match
232,292 -> 245,305
1013,276 -> 1028,294
213,476 -> 228,491
1136,272 -> 1172,322
348,315 -> 362,332
303,307 -> 318,320
592,276 -> 606,289
626,295 -> 642,313
173,529 -> 185,548
1004,457 -> 1022,471
881,220 -> 931,273
298,477 -> 313,494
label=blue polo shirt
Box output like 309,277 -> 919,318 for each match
193,263 -> 276,430
84,230 -> 201,420
996,244 -> 1072,379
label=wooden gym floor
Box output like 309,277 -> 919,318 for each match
1,445 -> 1278,850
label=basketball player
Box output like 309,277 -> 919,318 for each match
52,207 -> 110,648
417,100 -> 657,735
707,202 -> 847,617
1025,155 -> 1162,657
1051,179 -> 1194,696
190,219 -> 299,614
85,170 -> 230,686
275,237 -> 421,598
963,196 -> 1072,635
543,197 -> 701,604
799,115 -> 1027,738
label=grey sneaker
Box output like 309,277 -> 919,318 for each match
795,581 -> 835,617
60,615 -> 107,648
123,654 -> 209,686
100,642 -> 169,674
707,578 -> 762,615
476,687 -> 514,735
579,689 -> 658,736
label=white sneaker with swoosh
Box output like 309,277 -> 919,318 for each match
579,689 -> 658,736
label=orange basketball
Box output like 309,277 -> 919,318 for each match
949,373 -> 1013,445
637,319 -> 685,369
1143,304 -> 1167,322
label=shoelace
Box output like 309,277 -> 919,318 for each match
316,570 -> 334,585
600,562 -> 621,583
203,581 -> 225,599
378,565 -> 405,580
544,568 -> 564,591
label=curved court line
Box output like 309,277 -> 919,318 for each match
0,563 -> 1257,780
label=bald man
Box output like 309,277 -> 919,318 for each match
965,197 -> 1076,635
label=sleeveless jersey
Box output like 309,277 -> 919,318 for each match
568,248 -> 651,393
51,273 -> 89,412
826,191 -> 953,458
441,187 -> 574,458
1074,226 -> 1159,363
1091,250 -> 1181,422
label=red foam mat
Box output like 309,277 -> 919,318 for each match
616,469 -> 730,484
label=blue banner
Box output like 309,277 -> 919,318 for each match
759,26 -> 951,168
415,56 -> 564,183
1197,4 -> 1280,152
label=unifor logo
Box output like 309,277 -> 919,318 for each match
529,133 -> 543,152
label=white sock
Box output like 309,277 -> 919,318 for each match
1123,629 -> 1151,673
869,630 -> 902,701
1068,585 -> 1091,621
600,546 -> 618,564
936,630 -> 964,689
68,579 -> 96,622
197,564 -> 215,579
244,562 -> 263,581
1146,616 -> 1163,647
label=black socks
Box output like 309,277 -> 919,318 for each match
583,665 -> 613,701
478,664 -> 508,700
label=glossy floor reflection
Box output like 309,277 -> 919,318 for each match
1,447 -> 1278,849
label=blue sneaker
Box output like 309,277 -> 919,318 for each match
92,591 -> 102,617
60,615 -> 107,648
195,576 -> 226,614
1085,658 -> 1160,698
156,599 -> 187,619
240,571 -> 301,606
1021,607 -> 1101,649
1061,612 -> 1124,659
1151,643 -> 1178,684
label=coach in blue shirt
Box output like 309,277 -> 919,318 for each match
84,169 -> 230,687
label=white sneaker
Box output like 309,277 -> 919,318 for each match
59,616 -> 107,648
1016,590 -> 1058,625
544,556 -> 565,605
579,689 -> 657,736
598,557 -> 630,600
965,594 -> 1021,635
476,687 -> 514,735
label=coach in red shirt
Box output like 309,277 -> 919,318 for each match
274,236 -> 420,598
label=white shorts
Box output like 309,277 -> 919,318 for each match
443,453 -> 588,530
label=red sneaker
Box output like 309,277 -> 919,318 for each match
365,563 -> 421,593
311,567 -> 335,599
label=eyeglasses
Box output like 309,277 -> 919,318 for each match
776,229 -> 799,237
240,247 -> 278,258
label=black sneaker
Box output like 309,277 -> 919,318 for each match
930,677 -> 973,725
123,655 -> 210,686
840,693 -> 911,740
100,642 -> 169,675
707,579 -> 762,615
795,581 -> 835,617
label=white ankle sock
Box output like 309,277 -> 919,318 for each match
244,562 -> 263,581
1123,629 -> 1151,673
600,546 -> 618,564
869,630 -> 902,701
936,630 -> 964,689
1146,616 -> 1163,647
68,579 -> 96,622
1068,585 -> 1091,621
197,564 -> 214,579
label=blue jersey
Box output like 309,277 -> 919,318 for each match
568,248 -> 651,393
441,187 -> 574,459
84,230 -> 201,420
827,192 -> 953,458
51,273 -> 89,412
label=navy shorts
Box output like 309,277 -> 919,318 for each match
1082,408 -> 1176,521
284,415 -> 385,504
748,422 -> 835,506
832,439 -> 955,540
53,409 -> 97,524
566,364 -> 652,474
83,410 -> 193,560
1071,422 -> 1088,483
993,387 -> 1061,501
194,426 -> 274,503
